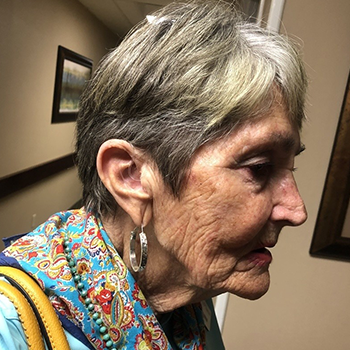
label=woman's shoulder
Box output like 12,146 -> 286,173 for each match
0,285 -> 28,349
0,278 -> 90,350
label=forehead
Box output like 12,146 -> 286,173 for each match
196,103 -> 301,162
233,112 -> 300,153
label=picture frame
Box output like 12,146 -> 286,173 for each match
51,46 -> 93,123
310,71 -> 350,261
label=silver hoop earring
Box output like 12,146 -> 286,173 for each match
130,225 -> 148,272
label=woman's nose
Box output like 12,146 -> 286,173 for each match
270,174 -> 308,226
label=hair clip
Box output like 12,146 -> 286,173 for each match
146,15 -> 175,25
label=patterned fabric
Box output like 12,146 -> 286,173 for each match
1,209 -> 206,350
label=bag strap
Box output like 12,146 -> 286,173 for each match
0,280 -> 46,350
0,266 -> 70,350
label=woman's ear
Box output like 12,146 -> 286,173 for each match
96,139 -> 154,226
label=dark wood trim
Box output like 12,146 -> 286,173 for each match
310,71 -> 350,262
0,154 -> 76,200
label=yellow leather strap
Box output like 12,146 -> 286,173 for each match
0,280 -> 45,350
0,266 -> 70,350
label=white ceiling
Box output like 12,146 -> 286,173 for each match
77,0 -> 173,38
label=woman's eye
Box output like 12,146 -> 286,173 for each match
248,162 -> 273,181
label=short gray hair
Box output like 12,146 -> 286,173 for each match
76,0 -> 308,216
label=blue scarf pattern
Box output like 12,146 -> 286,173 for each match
1,209 -> 206,350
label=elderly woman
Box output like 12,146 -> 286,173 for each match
0,1 -> 307,349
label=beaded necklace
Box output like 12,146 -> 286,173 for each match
63,234 -> 116,350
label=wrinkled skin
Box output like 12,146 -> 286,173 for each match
139,102 -> 307,312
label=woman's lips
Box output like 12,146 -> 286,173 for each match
235,246 -> 274,272
245,247 -> 272,267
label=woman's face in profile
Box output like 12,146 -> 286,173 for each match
151,101 -> 307,300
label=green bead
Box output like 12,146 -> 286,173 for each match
77,282 -> 84,290
87,304 -> 94,311
106,340 -> 113,347
85,298 -> 92,305
92,312 -> 99,320
64,247 -> 71,253
71,267 -> 77,274
103,334 -> 110,341
73,275 -> 81,282
68,260 -> 75,268
63,240 -> 69,247
96,318 -> 103,325
100,326 -> 107,333
80,290 -> 88,297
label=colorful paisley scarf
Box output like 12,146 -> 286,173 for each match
1,209 -> 206,350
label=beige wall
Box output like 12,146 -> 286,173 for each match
223,0 -> 350,349
0,0 -> 117,245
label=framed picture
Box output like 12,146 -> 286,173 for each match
310,71 -> 350,261
51,46 -> 93,123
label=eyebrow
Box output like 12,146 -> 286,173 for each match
267,133 -> 303,155
234,131 -> 305,162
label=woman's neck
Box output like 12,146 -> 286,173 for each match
101,214 -> 212,314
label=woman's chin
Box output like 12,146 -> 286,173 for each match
241,286 -> 270,300
227,270 -> 271,300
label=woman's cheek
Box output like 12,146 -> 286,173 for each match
230,198 -> 272,244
